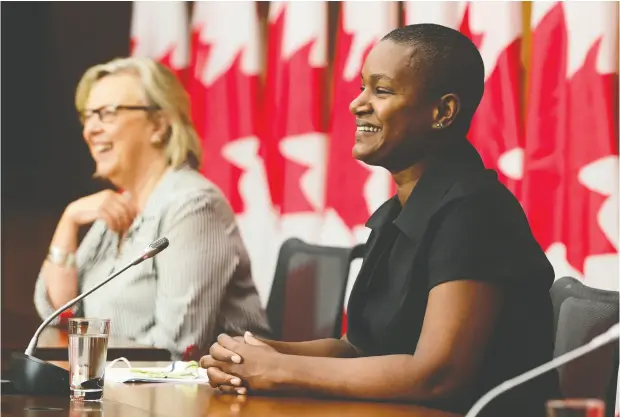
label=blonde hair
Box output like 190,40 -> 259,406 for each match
75,57 -> 202,170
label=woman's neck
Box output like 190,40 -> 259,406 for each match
390,133 -> 462,206
119,159 -> 169,212
392,161 -> 427,206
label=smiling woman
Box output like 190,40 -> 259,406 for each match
201,24 -> 560,417
33,57 -> 271,360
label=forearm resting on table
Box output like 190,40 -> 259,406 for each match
274,353 -> 464,404
261,337 -> 359,358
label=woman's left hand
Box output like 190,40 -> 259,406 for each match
201,332 -> 281,394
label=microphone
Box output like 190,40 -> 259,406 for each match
10,237 -> 169,396
465,323 -> 620,417
130,236 -> 170,266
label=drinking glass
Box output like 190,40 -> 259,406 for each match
68,318 -> 111,401
546,399 -> 605,417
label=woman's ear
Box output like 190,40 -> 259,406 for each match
150,110 -> 170,146
432,93 -> 460,129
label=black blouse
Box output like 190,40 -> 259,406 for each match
346,138 -> 560,417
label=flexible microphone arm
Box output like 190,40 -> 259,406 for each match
25,237 -> 170,356
465,323 -> 620,417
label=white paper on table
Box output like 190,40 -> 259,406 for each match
105,359 -> 210,385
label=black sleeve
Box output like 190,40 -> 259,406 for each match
426,191 -> 525,290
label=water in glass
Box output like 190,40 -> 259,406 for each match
69,334 -> 109,401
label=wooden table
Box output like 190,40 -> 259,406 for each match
1,361 -> 464,417
3,327 -> 170,362
1,395 -> 155,417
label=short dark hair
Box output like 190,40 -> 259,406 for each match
382,23 -> 485,133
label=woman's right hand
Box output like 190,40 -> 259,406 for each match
204,332 -> 276,394
64,190 -> 136,233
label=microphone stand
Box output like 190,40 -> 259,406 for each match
25,262 -> 135,357
9,238 -> 168,396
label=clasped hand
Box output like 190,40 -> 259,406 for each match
200,332 -> 280,395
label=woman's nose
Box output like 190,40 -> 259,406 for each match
82,115 -> 104,138
349,92 -> 371,116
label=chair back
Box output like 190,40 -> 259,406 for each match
266,238 -> 362,341
550,276 -> 619,415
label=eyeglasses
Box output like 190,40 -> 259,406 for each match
80,104 -> 160,125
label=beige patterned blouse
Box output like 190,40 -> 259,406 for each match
34,165 -> 271,359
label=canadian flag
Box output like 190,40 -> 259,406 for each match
262,1 -> 328,245
190,2 -> 278,305
325,2 -> 398,334
522,2 -> 618,292
405,2 -> 524,197
130,1 -> 189,84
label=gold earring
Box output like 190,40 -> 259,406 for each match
434,122 -> 444,129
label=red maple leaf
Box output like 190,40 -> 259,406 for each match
459,5 -> 523,199
190,27 -> 259,214
260,10 -> 327,214
523,4 -> 618,273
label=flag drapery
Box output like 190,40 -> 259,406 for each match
189,1 -> 279,305
522,1 -> 618,292
262,1 -> 329,247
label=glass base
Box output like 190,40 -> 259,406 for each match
70,388 -> 103,401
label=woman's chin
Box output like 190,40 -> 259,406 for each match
93,163 -> 117,181
352,143 -> 367,160
352,145 -> 380,166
